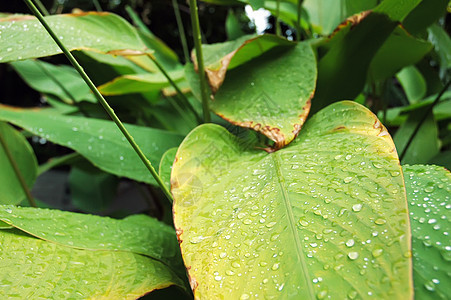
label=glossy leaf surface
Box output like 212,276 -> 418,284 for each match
0,105 -> 183,185
0,122 -> 38,205
172,101 -> 412,299
159,147 -> 178,192
0,12 -> 146,63
188,42 -> 317,149
0,205 -> 183,273
196,34 -> 294,92
403,165 -> 451,299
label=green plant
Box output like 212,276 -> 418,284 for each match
0,0 -> 450,299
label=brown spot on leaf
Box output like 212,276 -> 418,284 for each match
107,49 -> 146,56
332,126 -> 346,131
175,228 -> 183,244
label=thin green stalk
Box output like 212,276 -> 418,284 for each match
189,0 -> 211,123
172,0 -> 190,63
92,0 -> 103,12
24,0 -> 174,203
399,80 -> 451,161
33,0 -> 49,16
275,0 -> 282,36
125,5 -> 154,37
148,54 -> 202,124
0,130 -> 37,207
296,0 -> 303,41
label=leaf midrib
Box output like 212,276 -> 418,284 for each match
272,152 -> 315,299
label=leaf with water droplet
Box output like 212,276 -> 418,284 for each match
0,227 -> 187,298
172,101 -> 412,298
186,40 -> 317,149
0,105 -> 183,185
0,122 -> 38,205
403,164 -> 451,299
0,12 -> 148,63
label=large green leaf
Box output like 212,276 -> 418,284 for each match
0,205 -> 187,298
0,12 -> 147,63
403,165 -> 451,299
188,41 -> 317,149
195,34 -> 294,92
172,101 -> 412,298
368,26 -> 432,81
10,59 -> 97,103
0,105 -> 183,185
0,122 -> 38,205
0,205 -> 182,271
396,65 -> 427,104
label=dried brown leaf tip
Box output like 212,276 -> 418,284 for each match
330,10 -> 372,37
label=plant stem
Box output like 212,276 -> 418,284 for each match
24,0 -> 174,203
0,128 -> 37,207
275,0 -> 282,36
399,80 -> 451,161
148,54 -> 202,124
188,0 -> 211,123
172,0 -> 190,63
92,0 -> 103,12
33,0 -> 49,16
296,0 -> 303,41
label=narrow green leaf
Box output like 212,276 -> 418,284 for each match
98,69 -> 184,96
403,0 -> 448,35
0,105 -> 183,185
0,122 -> 38,205
403,165 -> 451,300
394,109 -> 440,165
0,12 -> 147,63
0,215 -> 186,299
10,59 -> 97,103
373,0 -> 421,21
0,205 -> 183,274
428,24 -> 451,71
172,101 -> 412,298
396,65 -> 427,104
69,162 -> 119,213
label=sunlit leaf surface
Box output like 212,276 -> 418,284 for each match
172,101 -> 412,299
403,165 -> 451,300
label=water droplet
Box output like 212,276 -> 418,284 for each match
232,262 -> 241,268
215,275 -> 222,281
240,294 -> 250,300
352,204 -> 362,212
266,221 -> 277,228
299,218 -> 309,226
424,186 -> 434,193
375,218 -> 386,225
346,239 -> 355,247
272,263 -> 280,270
347,290 -> 358,299
317,290 -> 328,299
344,176 -> 354,183
372,248 -> 383,257
219,252 -> 227,258
348,252 -> 359,260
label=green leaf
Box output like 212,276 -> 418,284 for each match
0,12 -> 147,63
403,0 -> 449,35
0,205 -> 188,298
394,109 -> 440,165
0,105 -> 183,185
98,69 -> 184,96
0,122 -> 38,205
369,26 -> 432,81
428,24 -> 451,71
172,101 -> 412,298
10,59 -> 97,104
403,165 -> 451,300
159,147 -> 178,192
428,151 -> 451,170
373,0 -> 422,21
189,41 -> 317,149
196,34 -> 294,92
396,65 -> 427,104
226,9 -> 247,40
0,205 -> 183,274
68,162 -> 119,212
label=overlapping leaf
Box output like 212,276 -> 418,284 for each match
188,41 -> 317,149
0,105 -> 183,185
0,12 -> 147,63
403,165 -> 451,299
0,122 -> 37,205
0,205 -> 187,298
172,101 -> 412,299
